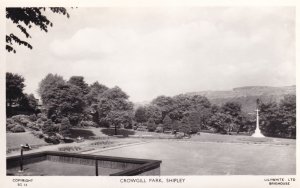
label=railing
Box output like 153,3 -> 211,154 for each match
7,151 -> 161,176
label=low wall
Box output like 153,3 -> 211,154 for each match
7,151 -> 161,176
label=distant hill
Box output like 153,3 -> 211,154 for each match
186,85 -> 296,113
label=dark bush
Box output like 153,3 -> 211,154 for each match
42,120 -> 58,136
59,118 -> 71,137
147,119 -> 156,132
44,135 -> 60,144
69,128 -> 95,139
101,128 -> 135,137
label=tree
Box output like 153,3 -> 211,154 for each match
6,7 -> 70,53
259,95 -> 296,138
145,105 -> 162,124
222,102 -> 242,116
169,94 -> 211,122
38,74 -> 85,124
38,73 -> 65,101
42,119 -> 57,136
86,81 -> 108,106
107,111 -> 133,134
208,112 -> 232,134
172,120 -> 181,134
188,111 -> 201,133
179,116 -> 191,136
97,86 -> 134,135
151,96 -> 176,119
6,72 -> 25,108
190,95 -> 211,110
134,106 -> 148,123
68,76 -> 90,95
19,93 -> 39,113
279,95 -> 296,138
259,101 -> 280,137
220,102 -> 243,133
162,115 -> 172,132
59,118 -> 71,137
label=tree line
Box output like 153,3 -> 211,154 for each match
6,72 -> 296,139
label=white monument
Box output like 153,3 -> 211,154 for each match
252,108 -> 265,138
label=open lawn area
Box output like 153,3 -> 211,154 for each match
93,135 -> 296,175
7,128 -> 296,175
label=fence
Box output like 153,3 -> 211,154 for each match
7,151 -> 161,176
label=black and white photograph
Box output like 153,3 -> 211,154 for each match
1,0 -> 299,187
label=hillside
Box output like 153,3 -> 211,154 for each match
186,85 -> 296,113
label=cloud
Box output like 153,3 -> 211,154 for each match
7,7 -> 295,102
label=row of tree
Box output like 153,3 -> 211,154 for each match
134,95 -> 252,135
6,72 -> 296,138
38,73 -> 133,135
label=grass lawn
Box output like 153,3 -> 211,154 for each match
6,128 -> 296,175
95,135 -> 296,175
6,132 -> 48,149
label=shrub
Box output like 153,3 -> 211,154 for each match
29,114 -> 37,121
37,113 -> 47,120
175,132 -> 185,139
90,140 -> 113,146
59,118 -> 71,137
26,122 -> 40,131
136,127 -> 147,131
44,135 -> 60,144
11,115 -> 30,126
31,131 -> 44,138
58,146 -> 81,152
11,125 -> 25,133
6,118 -> 14,125
147,118 -> 156,132
124,122 -> 133,129
68,113 -> 83,126
7,123 -> 18,132
42,120 -> 58,136
155,126 -> 163,133
80,120 -> 97,127
6,118 -> 16,132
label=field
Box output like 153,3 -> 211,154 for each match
6,129 -> 296,175
94,134 -> 296,175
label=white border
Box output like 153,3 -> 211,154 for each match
0,0 -> 299,188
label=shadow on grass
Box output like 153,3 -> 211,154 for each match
101,128 -> 135,137
69,128 -> 96,139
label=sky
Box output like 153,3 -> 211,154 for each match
6,7 -> 295,102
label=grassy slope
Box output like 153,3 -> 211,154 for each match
7,132 -> 48,148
